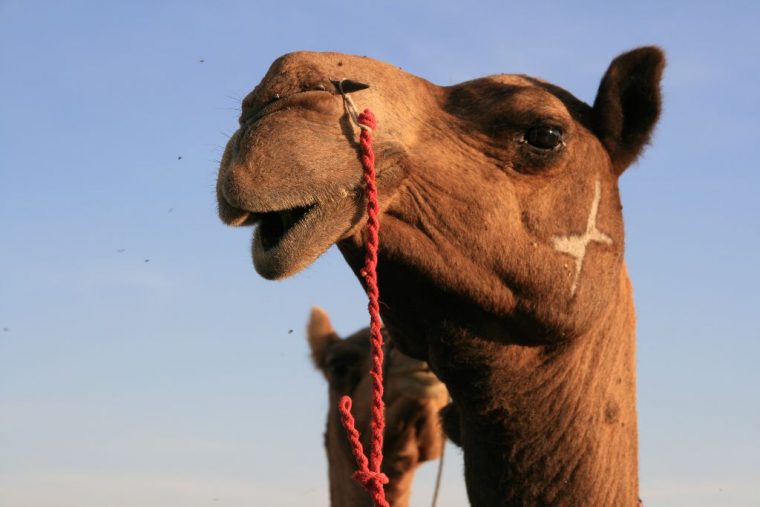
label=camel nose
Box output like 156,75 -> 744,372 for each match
219,159 -> 256,210
216,137 -> 259,225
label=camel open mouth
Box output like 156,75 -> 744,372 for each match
252,201 -> 323,257
242,191 -> 364,280
256,204 -> 316,251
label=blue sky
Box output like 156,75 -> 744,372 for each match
1,1 -> 758,505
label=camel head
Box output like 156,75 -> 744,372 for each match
307,307 -> 448,507
219,49 -> 665,506
217,47 -> 664,350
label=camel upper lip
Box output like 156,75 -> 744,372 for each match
220,183 -> 355,226
239,79 -> 369,126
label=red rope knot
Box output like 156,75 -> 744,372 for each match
338,395 -> 389,507
352,469 -> 390,488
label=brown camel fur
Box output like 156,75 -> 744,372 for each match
217,47 -> 664,506
307,307 -> 448,506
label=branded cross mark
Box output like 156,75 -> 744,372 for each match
552,179 -> 612,296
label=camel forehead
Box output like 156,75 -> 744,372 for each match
446,73 -> 592,127
324,331 -> 371,361
273,52 -> 557,90
259,51 -> 588,120
274,51 -> 400,71
482,74 -> 535,87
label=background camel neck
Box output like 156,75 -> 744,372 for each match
326,410 -> 376,506
324,396 -> 424,507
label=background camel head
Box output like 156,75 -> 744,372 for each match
218,47 -> 664,344
307,307 -> 448,506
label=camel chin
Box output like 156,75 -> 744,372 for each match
251,192 -> 363,280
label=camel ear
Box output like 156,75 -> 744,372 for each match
592,46 -> 665,175
307,306 -> 339,371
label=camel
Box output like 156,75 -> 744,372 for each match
217,46 -> 664,506
307,307 -> 448,506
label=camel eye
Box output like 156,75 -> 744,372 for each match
327,355 -> 356,381
326,353 -> 364,394
524,126 -> 564,150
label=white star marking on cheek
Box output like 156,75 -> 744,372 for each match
552,179 -> 612,296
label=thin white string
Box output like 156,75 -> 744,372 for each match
430,437 -> 446,507
337,79 -> 372,132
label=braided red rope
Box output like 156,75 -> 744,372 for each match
337,108 -> 389,507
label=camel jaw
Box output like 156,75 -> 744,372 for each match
249,192 -> 364,280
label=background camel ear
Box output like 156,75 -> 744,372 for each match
592,46 -> 665,175
307,306 -> 339,371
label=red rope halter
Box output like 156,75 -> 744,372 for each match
336,108 -> 389,507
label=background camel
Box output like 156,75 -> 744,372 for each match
217,46 -> 664,506
307,307 -> 448,506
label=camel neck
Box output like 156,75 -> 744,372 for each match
325,411 -> 374,507
435,276 -> 639,506
338,237 -> 639,506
